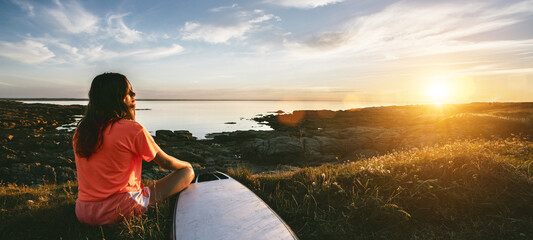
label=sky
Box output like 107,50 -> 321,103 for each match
0,0 -> 532,104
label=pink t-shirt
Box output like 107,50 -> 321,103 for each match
74,119 -> 160,201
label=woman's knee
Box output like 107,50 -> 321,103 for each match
177,167 -> 195,183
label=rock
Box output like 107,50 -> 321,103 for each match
233,130 -> 268,139
279,165 -> 301,172
214,134 -> 232,142
10,163 -> 32,185
300,137 -> 323,161
156,139 -> 167,146
172,151 -> 204,163
173,130 -> 197,141
3,153 -> 18,163
345,135 -> 370,150
25,152 -> 43,161
55,166 -> 76,183
48,156 -> 73,166
243,136 -> 303,163
210,130 -> 278,143
62,149 -> 75,159
156,130 -> 197,141
156,130 -> 173,140
205,132 -> 229,139
29,163 -> 56,184
346,149 -> 379,159
0,167 -> 9,182
205,158 -> 216,166
241,135 -> 349,163
313,136 -> 345,154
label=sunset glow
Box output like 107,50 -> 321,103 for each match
0,0 -> 531,103
427,82 -> 451,102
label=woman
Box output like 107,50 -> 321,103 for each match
73,72 -> 195,226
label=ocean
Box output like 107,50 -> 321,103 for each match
23,100 -> 392,139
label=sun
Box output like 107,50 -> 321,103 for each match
427,82 -> 451,103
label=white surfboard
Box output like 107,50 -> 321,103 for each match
172,170 -> 298,240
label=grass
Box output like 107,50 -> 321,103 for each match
0,181 -> 174,239
1,136 -> 532,239
229,136 -> 533,239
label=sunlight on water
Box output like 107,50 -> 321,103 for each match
23,100 -> 392,138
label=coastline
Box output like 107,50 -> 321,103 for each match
1,100 -> 533,185
2,100 -> 533,239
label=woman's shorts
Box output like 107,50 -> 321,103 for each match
75,186 -> 150,226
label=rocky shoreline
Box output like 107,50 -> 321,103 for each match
0,100 -> 84,185
1,100 -> 532,186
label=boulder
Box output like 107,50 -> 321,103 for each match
242,136 -> 303,163
173,130 -> 197,141
210,133 -> 232,142
211,130 -> 278,143
313,136 -> 345,154
173,151 -> 204,163
300,137 -> 323,161
156,130 -> 173,140
344,135 -> 371,151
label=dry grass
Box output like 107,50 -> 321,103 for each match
229,137 -> 533,239
0,181 -> 174,239
1,137 -> 532,239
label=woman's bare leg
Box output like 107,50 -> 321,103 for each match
148,167 -> 195,204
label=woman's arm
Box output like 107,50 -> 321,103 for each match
152,150 -> 192,170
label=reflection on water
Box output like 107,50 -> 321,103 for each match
23,100 -> 390,139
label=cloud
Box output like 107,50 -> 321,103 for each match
181,22 -> 252,43
0,40 -> 55,63
0,33 -> 184,64
10,0 -> 34,16
106,13 -> 143,44
305,32 -> 349,50
180,10 -> 280,44
287,0 -> 533,60
266,0 -> 344,9
128,44 -> 184,60
44,0 -> 99,34
248,13 -> 278,23
209,4 -> 239,12
79,44 -> 184,62
79,45 -> 115,62
24,36 -> 85,64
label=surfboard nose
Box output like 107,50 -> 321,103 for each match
173,170 -> 298,240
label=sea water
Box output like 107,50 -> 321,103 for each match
23,100 -> 391,139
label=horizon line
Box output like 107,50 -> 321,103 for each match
2,98 -> 532,106
0,97 -> 349,102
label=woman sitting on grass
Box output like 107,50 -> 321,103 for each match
73,72 -> 195,226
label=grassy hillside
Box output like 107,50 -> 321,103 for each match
230,137 -> 533,239
2,137 -> 531,239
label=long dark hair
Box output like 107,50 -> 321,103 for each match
74,73 -> 135,158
